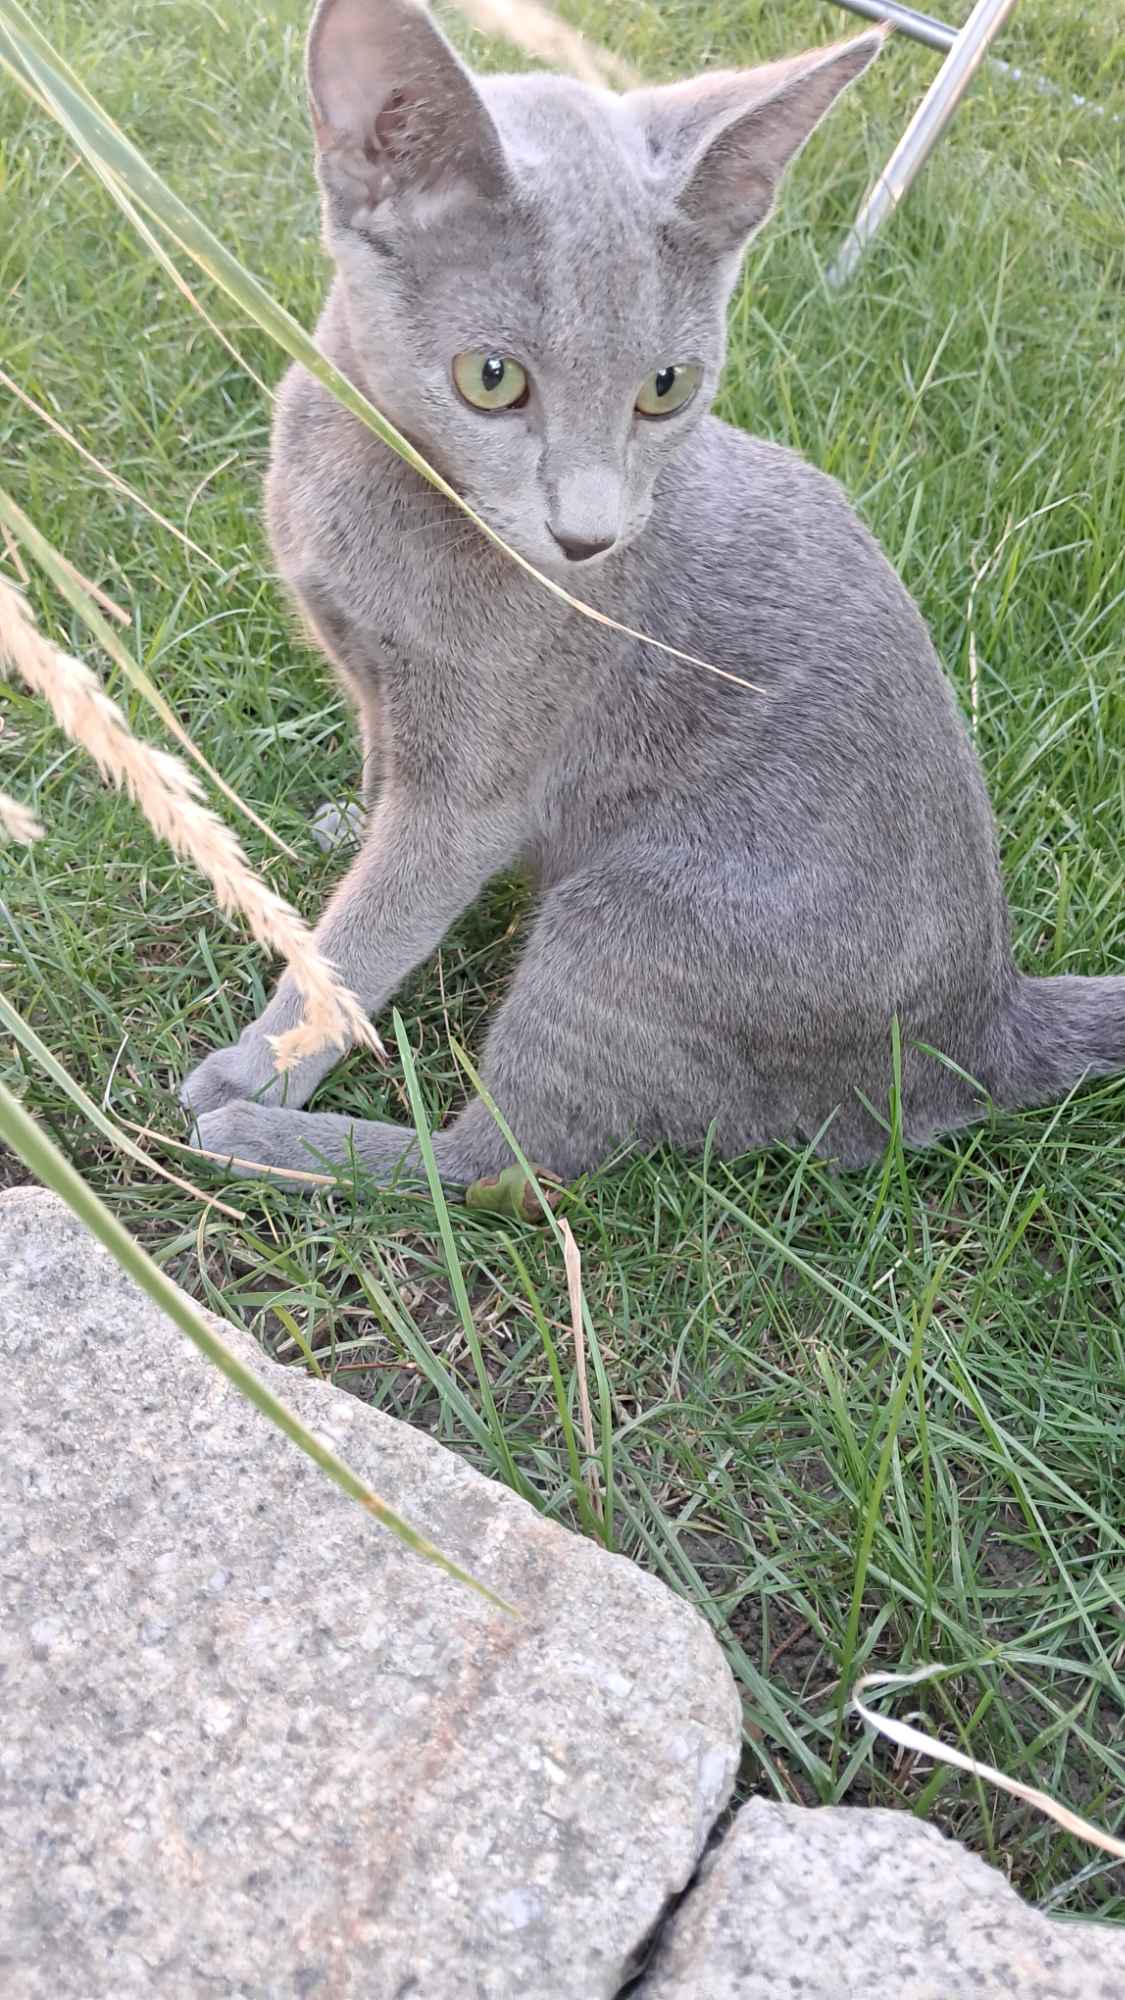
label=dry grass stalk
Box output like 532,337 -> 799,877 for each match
560,1215 -> 603,1522
0,486 -> 300,860
1,521 -> 32,585
0,787 -> 43,843
36,545 -> 129,627
0,365 -> 223,577
454,0 -> 636,88
0,579 -> 381,1071
133,1117 -> 339,1187
854,1667 -> 1125,1861
5,524 -> 130,628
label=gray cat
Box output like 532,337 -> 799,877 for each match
182,0 -> 1124,1190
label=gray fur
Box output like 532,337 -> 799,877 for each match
181,0 -> 1124,1189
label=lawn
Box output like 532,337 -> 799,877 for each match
2,0 -> 1123,1914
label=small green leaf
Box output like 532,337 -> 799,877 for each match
466,1162 -> 560,1223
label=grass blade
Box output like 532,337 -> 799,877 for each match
505,1236 -> 603,1539
0,365 -> 225,574
346,1244 -> 515,1465
0,986 -> 245,1219
832,1264 -> 943,1767
392,1012 -> 535,1503
449,1034 -> 618,1544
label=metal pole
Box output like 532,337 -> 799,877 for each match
830,0 -> 954,56
828,0 -> 1115,119
826,0 -> 1022,287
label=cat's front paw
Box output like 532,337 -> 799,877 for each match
193,1100 -> 341,1186
193,1099 -> 273,1177
180,1030 -> 282,1119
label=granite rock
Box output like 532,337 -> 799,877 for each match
0,1188 -> 740,2000
635,1798 -> 1125,1997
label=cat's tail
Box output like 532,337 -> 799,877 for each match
999,972 -> 1125,1108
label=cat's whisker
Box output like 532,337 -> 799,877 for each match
393,515 -> 486,548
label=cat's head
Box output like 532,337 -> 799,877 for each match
306,0 -> 882,574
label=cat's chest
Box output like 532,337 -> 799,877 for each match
327,466 -> 532,666
278,398 -> 633,760
308,487 -> 581,772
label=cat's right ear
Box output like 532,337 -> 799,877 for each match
306,0 -> 509,234
635,30 -> 885,255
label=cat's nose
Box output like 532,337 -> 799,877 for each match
547,527 -> 617,563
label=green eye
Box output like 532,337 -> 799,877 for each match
452,351 -> 529,412
635,363 -> 701,419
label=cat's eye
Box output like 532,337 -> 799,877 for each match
635,363 -> 701,420
452,351 -> 530,412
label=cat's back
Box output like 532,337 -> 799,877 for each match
655,415 -> 930,687
650,413 -> 991,795
628,413 -> 1002,889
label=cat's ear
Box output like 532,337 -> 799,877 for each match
638,30 -> 885,253
306,0 -> 509,231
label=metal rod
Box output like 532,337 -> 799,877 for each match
826,0 -> 1022,287
831,0 -> 954,56
829,0 -> 1116,118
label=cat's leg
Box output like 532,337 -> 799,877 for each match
310,622 -> 386,851
181,793 -> 522,1116
192,871 -> 666,1189
192,1092 -> 511,1190
311,700 -> 382,850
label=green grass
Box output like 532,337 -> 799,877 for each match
2,0 -> 1123,1915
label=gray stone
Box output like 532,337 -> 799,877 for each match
636,1799 -> 1125,1997
0,1188 -> 740,1999
310,798 -> 363,852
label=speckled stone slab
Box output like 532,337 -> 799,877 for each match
636,1799 -> 1125,1998
0,1188 -> 740,2000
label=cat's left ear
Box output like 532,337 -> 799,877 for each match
306,0 -> 509,232
637,29 -> 886,253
